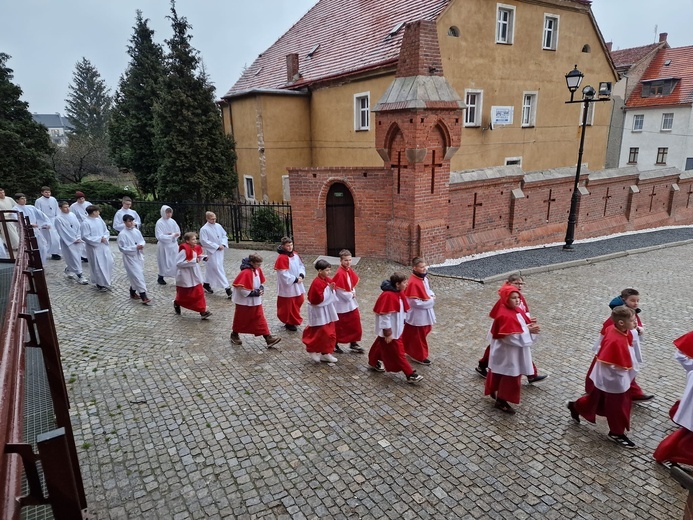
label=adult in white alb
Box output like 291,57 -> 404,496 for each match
80,205 -> 115,290
199,211 -> 232,298
70,190 -> 91,262
155,205 -> 180,285
112,196 -> 142,232
34,186 -> 62,259
54,201 -> 88,284
117,214 -> 150,304
14,193 -> 50,262
0,187 -> 19,250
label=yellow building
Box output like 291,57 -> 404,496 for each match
221,0 -> 617,203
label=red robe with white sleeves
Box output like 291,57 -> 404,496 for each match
368,287 -> 414,376
302,275 -> 338,353
402,273 -> 436,362
274,251 -> 305,326
574,325 -> 633,435
331,266 -> 362,343
231,266 -> 269,336
175,243 -> 207,312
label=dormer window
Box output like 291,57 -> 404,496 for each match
307,44 -> 320,58
387,22 -> 405,39
641,78 -> 678,97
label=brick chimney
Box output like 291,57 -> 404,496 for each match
395,20 -> 444,78
286,53 -> 299,83
605,41 -> 613,52
659,32 -> 668,43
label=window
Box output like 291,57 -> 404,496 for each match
244,175 -> 255,200
686,158 -> 693,171
505,157 -> 522,166
521,92 -> 538,127
661,113 -> 674,131
496,4 -> 515,44
448,26 -> 460,37
642,79 -> 677,97
632,114 -> 644,131
543,14 -> 559,50
464,90 -> 483,127
628,148 -> 639,164
354,92 -> 370,131
580,102 -> 595,126
656,147 -> 668,165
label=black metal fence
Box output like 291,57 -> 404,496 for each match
91,200 -> 293,243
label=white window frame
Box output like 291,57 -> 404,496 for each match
632,114 -> 644,132
542,14 -> 560,50
505,156 -> 522,166
244,175 -> 255,200
282,174 -> 290,202
354,92 -> 370,131
521,92 -> 538,127
496,4 -> 516,44
580,102 -> 595,126
464,89 -> 483,127
661,112 -> 674,131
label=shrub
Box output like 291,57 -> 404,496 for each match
249,206 -> 283,242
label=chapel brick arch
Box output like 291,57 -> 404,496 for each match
317,177 -> 360,214
385,123 -> 405,160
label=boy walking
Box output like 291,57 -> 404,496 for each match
54,201 -> 88,284
117,214 -> 151,304
155,205 -> 181,285
331,249 -> 363,354
199,211 -> 232,297
368,273 -> 423,384
112,196 -> 142,232
34,186 -> 61,260
402,257 -> 436,365
14,193 -> 50,262
174,232 -> 212,320
302,259 -> 339,363
230,254 -> 281,348
568,306 -> 638,448
274,237 -> 306,331
80,205 -> 115,290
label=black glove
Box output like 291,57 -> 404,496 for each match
248,289 -> 261,297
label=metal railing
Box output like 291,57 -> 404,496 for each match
88,200 -> 293,243
0,210 -> 88,519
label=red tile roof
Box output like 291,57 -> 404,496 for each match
224,0 -> 595,98
610,43 -> 662,69
627,46 -> 693,108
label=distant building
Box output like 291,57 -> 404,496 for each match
32,113 -> 74,147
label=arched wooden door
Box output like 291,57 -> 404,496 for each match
326,183 -> 355,256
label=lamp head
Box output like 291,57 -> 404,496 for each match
582,85 -> 596,100
598,81 -> 612,98
565,65 -> 584,93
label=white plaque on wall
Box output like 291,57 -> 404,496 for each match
491,106 -> 514,126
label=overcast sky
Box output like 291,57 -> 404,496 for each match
1,0 -> 692,115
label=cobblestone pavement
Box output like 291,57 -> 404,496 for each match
48,241 -> 691,519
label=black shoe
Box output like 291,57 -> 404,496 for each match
527,374 -> 548,383
225,287 -> 233,299
81,257 -> 89,263
567,401 -> 580,424
406,372 -> 423,384
632,394 -> 655,401
494,399 -> 516,414
230,333 -> 242,345
157,276 -> 167,285
411,358 -> 431,366
475,366 -> 488,378
203,283 -> 213,294
608,433 -> 636,448
370,361 -> 385,372
51,254 -> 61,260
130,289 -> 140,300
334,344 -> 344,354
173,302 -> 181,315
349,343 -> 365,353
200,311 -> 212,320
284,324 -> 298,331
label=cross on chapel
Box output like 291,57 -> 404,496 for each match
602,187 -> 612,217
390,150 -> 408,194
648,185 -> 657,212
468,192 -> 482,229
424,149 -> 443,194
543,189 -> 556,221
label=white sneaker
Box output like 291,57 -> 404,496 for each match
310,352 -> 322,362
77,277 -> 89,285
321,354 -> 338,363
65,272 -> 77,280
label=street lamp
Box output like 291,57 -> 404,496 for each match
563,65 -> 611,250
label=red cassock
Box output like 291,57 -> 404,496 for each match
483,296 -> 529,404
402,275 -> 433,362
654,428 -> 693,466
368,291 -> 413,375
174,243 -> 207,312
574,326 -> 633,435
302,276 -> 336,353
231,268 -> 269,336
331,266 -> 362,343
274,254 -> 304,326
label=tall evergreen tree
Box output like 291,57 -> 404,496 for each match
65,58 -> 112,138
109,11 -> 165,196
154,2 -> 237,202
0,53 -> 54,194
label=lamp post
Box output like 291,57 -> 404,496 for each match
563,65 -> 612,250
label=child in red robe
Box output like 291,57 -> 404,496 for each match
368,272 -> 423,384
568,305 -> 638,448
302,259 -> 339,362
484,284 -> 540,414
274,237 -> 306,331
402,257 -> 436,365
230,254 -> 281,348
332,249 -> 364,354
174,232 -> 211,320
654,331 -> 693,465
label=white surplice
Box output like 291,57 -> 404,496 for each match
81,216 -> 114,287
199,222 -> 230,289
54,211 -> 84,276
488,312 -> 535,377
306,285 -> 338,327
15,204 -> 49,262
176,249 -> 204,288
34,195 -> 61,255
112,208 -> 142,232
0,196 -> 20,249
117,227 -> 147,293
155,206 -> 180,278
